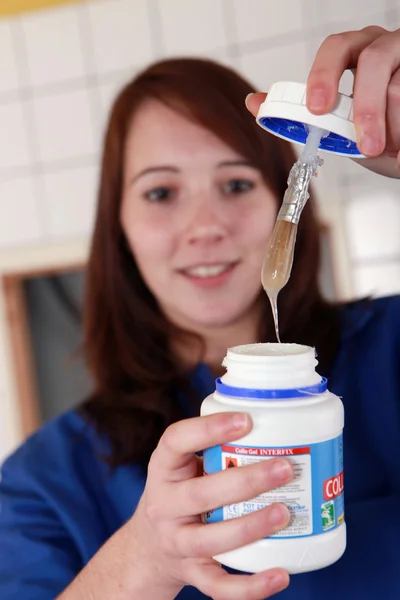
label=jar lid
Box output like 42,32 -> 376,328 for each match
256,81 -> 365,158
220,343 -> 322,391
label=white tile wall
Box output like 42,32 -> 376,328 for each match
322,0 -> 389,24
97,68 -> 137,133
337,70 -> 355,97
32,88 -> 96,163
301,0 -> 322,27
387,11 -> 400,28
233,0 -> 304,44
345,192 -> 400,261
354,262 -> 400,298
22,5 -> 86,87
0,102 -> 32,170
0,21 -> 21,93
239,39 -> 309,91
304,2 -> 390,65
322,12 -> 390,34
309,153 -> 342,207
87,0 -> 153,74
42,165 -> 98,238
158,0 -> 227,55
0,177 -> 42,246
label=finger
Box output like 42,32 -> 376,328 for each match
189,560 -> 289,600
177,457 -> 293,516
245,92 -> 267,117
386,67 -> 400,155
175,503 -> 290,558
307,26 -> 385,114
353,31 -> 400,156
152,413 -> 252,474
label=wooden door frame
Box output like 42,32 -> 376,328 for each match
1,262 -> 84,439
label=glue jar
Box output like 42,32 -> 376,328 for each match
201,342 -> 345,574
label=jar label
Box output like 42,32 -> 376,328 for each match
203,435 -> 344,538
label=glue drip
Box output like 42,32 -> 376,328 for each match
262,125 -> 328,342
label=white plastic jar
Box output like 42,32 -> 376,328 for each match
201,342 -> 346,574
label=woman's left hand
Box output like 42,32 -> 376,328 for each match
246,26 -> 400,178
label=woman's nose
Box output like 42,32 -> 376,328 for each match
185,204 -> 228,246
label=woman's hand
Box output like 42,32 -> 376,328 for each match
246,27 -> 400,178
129,412 -> 293,600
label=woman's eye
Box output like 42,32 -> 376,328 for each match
144,187 -> 173,202
222,179 -> 254,195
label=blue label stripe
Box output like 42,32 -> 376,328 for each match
215,377 -> 327,399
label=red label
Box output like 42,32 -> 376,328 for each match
323,471 -> 344,500
221,445 -> 310,457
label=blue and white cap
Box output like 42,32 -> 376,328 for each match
256,81 -> 365,158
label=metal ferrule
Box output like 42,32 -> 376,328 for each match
277,157 -> 323,224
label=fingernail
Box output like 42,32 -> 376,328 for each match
269,571 -> 289,593
231,413 -> 250,430
269,504 -> 290,528
245,92 -> 254,109
271,458 -> 293,482
360,134 -> 381,156
354,122 -> 363,149
309,88 -> 327,111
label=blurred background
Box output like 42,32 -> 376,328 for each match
0,0 -> 399,461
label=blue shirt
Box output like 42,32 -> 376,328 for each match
1,296 -> 400,600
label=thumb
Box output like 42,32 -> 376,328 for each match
245,92 -> 268,117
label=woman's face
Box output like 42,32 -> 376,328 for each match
121,99 -> 277,332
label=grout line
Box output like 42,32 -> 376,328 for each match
342,193 -> 397,206
321,12 -> 392,35
385,0 -> 398,22
0,75 -> 102,105
148,0 -> 166,58
76,2 -> 102,150
220,0 -> 240,63
340,172 -> 397,191
0,154 -> 100,181
0,68 -> 141,107
11,20 -> 34,156
231,27 -> 317,57
334,179 -> 356,294
351,254 -> 400,268
11,17 -> 48,239
385,6 -> 400,27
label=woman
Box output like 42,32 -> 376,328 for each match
1,26 -> 400,600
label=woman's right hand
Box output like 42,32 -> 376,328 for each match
128,412 -> 293,600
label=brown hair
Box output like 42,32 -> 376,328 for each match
81,58 -> 340,466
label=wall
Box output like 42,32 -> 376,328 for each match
0,0 -> 399,459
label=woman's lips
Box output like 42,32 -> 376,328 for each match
178,262 -> 238,288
